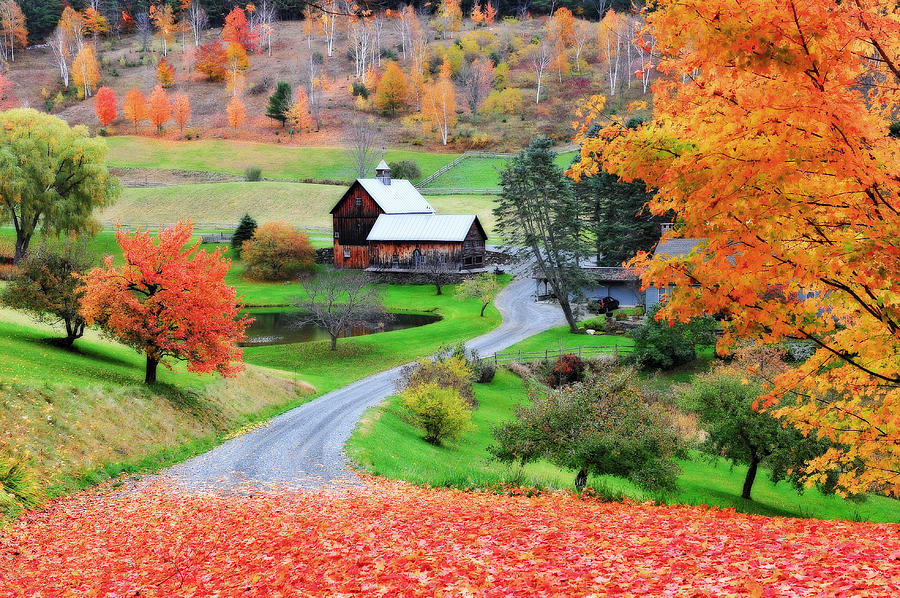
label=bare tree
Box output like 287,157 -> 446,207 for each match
300,53 -> 324,131
459,58 -> 493,114
188,1 -> 208,46
296,271 -> 387,351
256,0 -> 278,57
346,115 -> 379,178
349,15 -> 373,79
136,10 -> 152,52
572,20 -> 592,74
48,27 -> 70,88
530,40 -> 552,104
424,259 -> 456,296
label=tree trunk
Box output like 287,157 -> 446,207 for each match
145,355 -> 159,385
480,302 -> 488,317
575,469 -> 588,492
62,319 -> 84,348
13,237 -> 28,264
742,457 -> 760,500
559,295 -> 580,333
435,283 -> 443,296
330,334 -> 338,351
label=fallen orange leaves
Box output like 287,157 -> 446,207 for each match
1,480 -> 897,596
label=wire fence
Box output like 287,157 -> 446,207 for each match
100,222 -> 332,237
490,344 -> 633,365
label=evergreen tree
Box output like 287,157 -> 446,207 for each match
231,213 -> 257,255
265,81 -> 292,126
21,0 -> 62,44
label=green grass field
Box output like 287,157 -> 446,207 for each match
101,183 -> 500,235
349,369 -> 900,523
423,151 -> 578,190
501,325 -> 635,355
104,137 -> 460,182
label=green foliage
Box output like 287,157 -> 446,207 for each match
0,238 -> 94,347
265,82 -> 292,125
351,81 -> 370,100
21,0 -> 62,44
400,354 -> 476,407
629,304 -> 717,370
0,455 -> 43,521
680,359 -> 840,500
0,109 -> 120,263
470,352 -> 497,384
890,121 -> 900,138
490,365 -> 685,492
231,213 -> 257,255
387,159 -> 422,181
401,383 -> 474,445
455,273 -> 500,317
244,166 -> 263,181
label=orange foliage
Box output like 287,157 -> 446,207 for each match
286,88 -> 312,138
149,2 -> 175,56
471,2 -> 485,26
421,66 -> 456,145
2,482 -> 898,594
172,92 -> 191,135
241,221 -> 315,281
122,88 -> 147,132
156,57 -> 175,88
147,85 -> 171,132
572,0 -> 900,495
72,45 -> 100,99
225,41 -> 249,96
374,61 -> 409,115
194,41 -> 227,81
79,222 -> 250,385
226,95 -> 246,136
94,86 -> 117,127
484,2 -> 496,25
82,7 -> 108,38
222,6 -> 258,53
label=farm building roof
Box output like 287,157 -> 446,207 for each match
367,214 -> 484,242
356,179 -> 435,214
653,238 -> 703,258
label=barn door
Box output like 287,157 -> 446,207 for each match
413,248 -> 422,269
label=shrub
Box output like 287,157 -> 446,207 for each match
402,383 -> 474,444
473,358 -> 497,384
351,81 -> 369,99
481,88 -> 524,118
545,353 -> 586,388
388,159 -> 421,181
380,47 -> 398,61
580,315 -> 606,330
629,304 -> 717,370
244,166 -> 262,181
399,355 -> 475,406
241,222 -> 316,281
0,456 -> 42,521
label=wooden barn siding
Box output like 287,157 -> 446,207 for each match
332,183 -> 383,246
369,242 -> 465,269
333,240 -> 370,269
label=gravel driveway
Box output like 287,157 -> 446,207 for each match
161,269 -> 564,490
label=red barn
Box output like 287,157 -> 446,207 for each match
331,162 -> 487,271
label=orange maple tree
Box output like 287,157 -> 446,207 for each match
420,61 -> 456,145
94,86 -> 117,127
2,482 -> 898,594
156,57 -> 175,88
194,41 -> 227,81
222,6 -> 258,53
571,0 -> 900,496
147,85 -> 171,132
79,222 -> 250,385
71,44 -> 100,98
286,88 -> 312,139
172,92 -> 191,135
225,41 -> 249,96
226,95 -> 246,137
122,87 -> 147,132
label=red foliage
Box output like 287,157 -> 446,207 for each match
93,86 -> 117,127
194,41 -> 227,82
546,353 -> 586,388
222,6 -> 258,53
1,481 -> 897,595
79,222 -> 250,383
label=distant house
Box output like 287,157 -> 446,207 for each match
331,161 -> 487,271
644,237 -> 703,309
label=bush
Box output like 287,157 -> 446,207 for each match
399,355 -> 476,406
402,383 -> 474,444
380,47 -> 398,61
580,315 -> 606,330
241,222 -> 316,281
244,166 -> 262,182
351,81 -> 369,99
471,354 -> 497,384
387,159 -> 421,181
545,353 -> 586,388
480,88 -> 524,118
0,456 -> 42,520
629,304 -> 717,370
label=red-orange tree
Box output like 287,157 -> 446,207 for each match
94,86 -> 117,127
194,41 -> 227,81
79,222 -> 250,384
147,84 -> 171,132
222,6 -> 257,52
571,0 -> 900,496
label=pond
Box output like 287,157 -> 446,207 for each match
241,309 -> 442,346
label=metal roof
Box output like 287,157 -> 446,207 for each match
653,238 -> 703,258
356,178 -> 435,214
375,159 -> 390,171
367,214 -> 482,242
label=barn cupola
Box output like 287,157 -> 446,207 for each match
375,160 -> 391,185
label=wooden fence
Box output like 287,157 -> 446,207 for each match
100,222 -> 332,237
490,344 -> 633,365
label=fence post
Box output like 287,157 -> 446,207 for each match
518,349 -> 521,363
615,344 -> 619,360
578,346 -> 582,358
545,349 -> 548,362
494,352 -> 498,365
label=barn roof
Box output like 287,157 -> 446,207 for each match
367,214 -> 485,242
355,179 -> 435,214
653,238 -> 703,258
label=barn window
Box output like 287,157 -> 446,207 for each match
355,197 -> 362,207
463,256 -> 474,266
334,231 -> 340,239
343,249 -> 351,258
474,255 -> 483,265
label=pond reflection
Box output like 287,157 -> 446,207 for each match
241,310 -> 441,346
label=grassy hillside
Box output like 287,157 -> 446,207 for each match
102,183 -> 500,234
423,151 -> 579,190
104,137 -> 459,183
0,308 -> 313,508
349,369 -> 900,523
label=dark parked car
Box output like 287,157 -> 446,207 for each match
588,296 -> 620,314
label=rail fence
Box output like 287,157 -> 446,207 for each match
419,187 -> 501,195
416,151 -> 517,189
490,344 -> 633,365
100,221 -> 332,237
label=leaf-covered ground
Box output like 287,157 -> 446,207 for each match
2,481 -> 898,596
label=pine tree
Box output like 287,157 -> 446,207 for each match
21,0 -> 60,44
265,81 -> 291,126
232,213 -> 257,255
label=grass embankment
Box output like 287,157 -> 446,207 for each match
349,369 -> 900,523
500,324 -> 635,355
0,309 -> 314,505
102,183 -> 499,235
104,137 -> 459,183
423,151 -> 578,190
